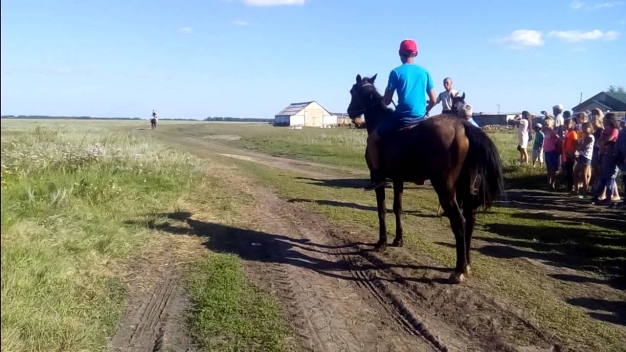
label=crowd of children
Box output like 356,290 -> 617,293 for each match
518,105 -> 626,208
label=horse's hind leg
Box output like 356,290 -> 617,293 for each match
374,186 -> 388,251
433,180 -> 468,283
392,180 -> 404,247
462,195 -> 476,278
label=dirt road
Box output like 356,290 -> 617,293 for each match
110,129 -> 623,352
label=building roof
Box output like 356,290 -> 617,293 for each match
581,99 -> 613,110
275,101 -> 313,116
275,101 -> 334,117
604,92 -> 626,104
572,91 -> 626,112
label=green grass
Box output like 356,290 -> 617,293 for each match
1,119 -> 294,352
1,121 -> 203,352
175,158 -> 293,352
187,253 -> 290,352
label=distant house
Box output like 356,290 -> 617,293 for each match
572,92 -> 626,117
274,101 -> 337,128
471,112 -> 520,127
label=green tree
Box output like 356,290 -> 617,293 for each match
607,85 -> 625,93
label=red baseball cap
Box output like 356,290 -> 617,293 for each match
399,39 -> 418,55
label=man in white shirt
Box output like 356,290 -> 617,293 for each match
434,77 -> 458,114
552,104 -> 564,136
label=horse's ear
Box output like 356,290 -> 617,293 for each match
356,74 -> 362,83
461,92 -> 466,100
371,73 -> 377,83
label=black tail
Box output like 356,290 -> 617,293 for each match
462,124 -> 505,209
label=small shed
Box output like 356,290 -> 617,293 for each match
274,101 -> 337,128
471,112 -> 519,127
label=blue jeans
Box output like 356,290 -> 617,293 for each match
376,115 -> 425,138
594,177 -> 616,200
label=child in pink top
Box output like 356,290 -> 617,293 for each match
542,119 -> 561,189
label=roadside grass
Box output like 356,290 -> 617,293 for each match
230,159 -> 626,352
1,120 -> 292,352
187,253 -> 290,352
0,121 -> 202,352
157,160 -> 293,352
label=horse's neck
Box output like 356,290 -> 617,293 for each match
364,105 -> 392,135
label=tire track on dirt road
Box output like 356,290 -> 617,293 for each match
194,151 -> 561,352
216,179 -> 452,352
109,235 -> 201,352
234,182 -> 559,352
151,131 -> 614,351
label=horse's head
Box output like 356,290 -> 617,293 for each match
450,92 -> 466,116
347,74 -> 389,132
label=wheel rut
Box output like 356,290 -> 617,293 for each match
223,177 -> 455,352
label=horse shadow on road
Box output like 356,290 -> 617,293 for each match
295,177 -> 430,191
126,212 -> 451,286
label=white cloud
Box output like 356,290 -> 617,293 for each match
497,30 -> 544,49
570,1 -> 623,10
232,20 -> 250,26
180,27 -> 193,33
242,0 -> 304,6
548,29 -> 620,42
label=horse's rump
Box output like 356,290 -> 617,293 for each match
379,116 -> 467,182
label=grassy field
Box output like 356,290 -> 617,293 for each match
149,121 -> 625,351
3,119 -> 623,351
0,119 -> 290,352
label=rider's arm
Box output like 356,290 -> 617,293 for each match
425,71 -> 436,114
383,70 -> 398,106
383,89 -> 394,106
426,88 -> 437,114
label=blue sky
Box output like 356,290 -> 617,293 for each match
1,0 -> 625,119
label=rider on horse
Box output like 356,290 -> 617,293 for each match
151,110 -> 158,120
364,39 -> 438,191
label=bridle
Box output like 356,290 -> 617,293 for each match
348,82 -> 397,116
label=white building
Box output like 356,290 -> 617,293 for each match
274,101 -> 337,128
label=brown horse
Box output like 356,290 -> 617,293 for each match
150,118 -> 157,129
347,74 -> 505,283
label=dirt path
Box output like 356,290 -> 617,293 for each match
155,132 -> 367,178
213,183 -> 442,352
154,138 -> 561,351
114,130 -> 624,352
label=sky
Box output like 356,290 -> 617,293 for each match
1,0 -> 626,119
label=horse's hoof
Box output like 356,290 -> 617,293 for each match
392,239 -> 403,247
374,243 -> 387,252
448,272 -> 467,284
464,265 -> 471,277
